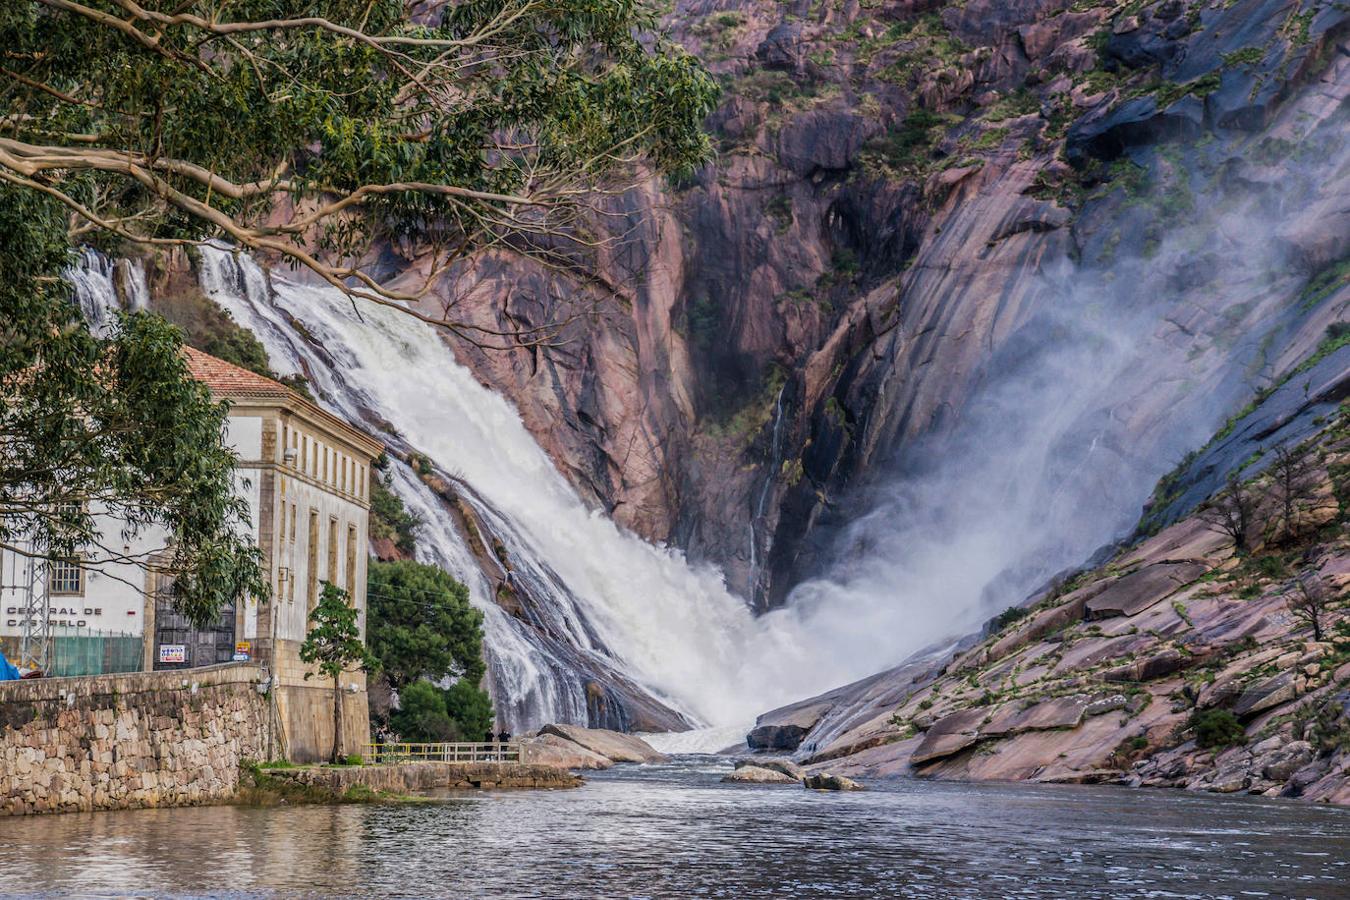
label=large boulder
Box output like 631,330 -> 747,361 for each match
747,723 -> 812,752
520,733 -> 614,770
803,772 -> 864,791
1231,672 -> 1297,719
722,765 -> 798,785
774,109 -> 873,178
538,724 -> 667,763
910,708 -> 986,765
734,757 -> 806,781
1259,741 -> 1315,783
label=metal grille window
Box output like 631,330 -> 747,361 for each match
50,559 -> 84,596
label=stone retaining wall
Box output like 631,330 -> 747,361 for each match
0,663 -> 271,816
267,761 -> 582,794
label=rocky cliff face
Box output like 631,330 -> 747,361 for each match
372,0 -> 1349,616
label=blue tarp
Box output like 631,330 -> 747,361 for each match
0,651 -> 21,681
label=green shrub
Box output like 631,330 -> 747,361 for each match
369,473 -> 423,556
1191,708 -> 1246,749
992,606 -> 1030,630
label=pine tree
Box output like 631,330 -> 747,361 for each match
300,583 -> 374,763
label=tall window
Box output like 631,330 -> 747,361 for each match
49,559 -> 84,596
307,509 -> 319,609
345,524 -> 357,596
289,503 -> 298,604
327,517 -> 339,586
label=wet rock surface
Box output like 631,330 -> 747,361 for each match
722,765 -> 799,784
803,772 -> 864,791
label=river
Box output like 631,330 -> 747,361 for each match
0,759 -> 1347,898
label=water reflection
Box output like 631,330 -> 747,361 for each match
0,760 -> 1346,898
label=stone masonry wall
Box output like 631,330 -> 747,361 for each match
0,663 -> 270,816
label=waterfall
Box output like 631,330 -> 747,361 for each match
190,245 -> 827,731
65,250 -> 150,336
747,384 -> 787,606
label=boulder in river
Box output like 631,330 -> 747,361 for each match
722,765 -> 798,785
734,757 -> 806,781
520,733 -> 615,770
746,724 -> 810,752
803,773 -> 864,791
539,724 -> 667,763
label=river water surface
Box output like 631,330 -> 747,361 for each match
0,758 -> 1347,899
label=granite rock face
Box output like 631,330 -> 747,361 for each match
356,0 -> 1349,613
538,724 -> 668,764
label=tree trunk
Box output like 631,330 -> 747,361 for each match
332,673 -> 344,764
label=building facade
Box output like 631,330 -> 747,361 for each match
0,349 -> 382,763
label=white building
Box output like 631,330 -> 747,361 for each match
0,348 -> 383,762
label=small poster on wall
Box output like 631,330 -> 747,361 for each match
158,644 -> 186,664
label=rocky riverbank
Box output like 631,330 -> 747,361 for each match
752,405 -> 1350,805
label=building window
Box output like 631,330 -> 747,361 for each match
346,524 -> 357,597
307,509 -> 319,609
289,503 -> 297,543
301,435 -> 308,474
50,559 -> 84,596
323,447 -> 329,483
328,517 -> 339,587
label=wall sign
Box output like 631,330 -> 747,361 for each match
159,644 -> 186,664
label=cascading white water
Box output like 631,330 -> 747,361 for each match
66,250 -> 150,334
192,245 -> 828,731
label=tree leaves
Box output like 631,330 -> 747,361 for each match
0,185 -> 266,627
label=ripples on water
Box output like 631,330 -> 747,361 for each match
0,759 -> 1346,899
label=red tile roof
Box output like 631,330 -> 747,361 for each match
183,346 -> 295,402
182,347 -> 383,458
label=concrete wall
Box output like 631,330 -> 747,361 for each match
272,665 -> 369,764
0,663 -> 271,816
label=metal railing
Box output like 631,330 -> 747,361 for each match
362,741 -> 523,765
